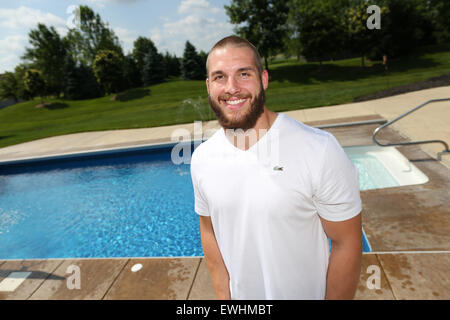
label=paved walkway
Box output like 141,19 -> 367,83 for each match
1,252 -> 448,300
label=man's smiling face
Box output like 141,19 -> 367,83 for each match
206,45 -> 269,130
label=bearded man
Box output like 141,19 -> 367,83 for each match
190,35 -> 362,300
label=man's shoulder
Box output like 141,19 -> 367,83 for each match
191,128 -> 224,163
280,113 -> 331,144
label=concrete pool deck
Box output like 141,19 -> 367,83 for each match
0,86 -> 449,300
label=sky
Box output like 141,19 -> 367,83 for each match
0,0 -> 235,73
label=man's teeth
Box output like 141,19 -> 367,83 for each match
226,99 -> 245,105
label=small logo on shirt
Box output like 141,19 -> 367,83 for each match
273,166 -> 284,171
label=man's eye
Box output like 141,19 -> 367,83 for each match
214,75 -> 224,81
240,72 -> 249,77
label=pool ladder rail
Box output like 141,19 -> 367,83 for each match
372,98 -> 450,161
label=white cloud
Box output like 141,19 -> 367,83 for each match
113,26 -> 136,54
0,35 -> 27,54
0,54 -> 20,74
0,6 -> 66,30
150,0 -> 233,57
78,0 -> 143,8
0,6 -> 68,72
178,0 -> 220,15
78,0 -> 107,8
0,35 -> 28,73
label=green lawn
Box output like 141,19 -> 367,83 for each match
1,46 -> 449,149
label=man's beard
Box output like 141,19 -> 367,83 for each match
208,88 -> 265,131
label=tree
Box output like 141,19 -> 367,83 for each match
225,0 -> 289,71
381,0 -> 423,57
429,0 -> 450,44
62,55 -> 103,100
62,55 -> 79,99
122,54 -> 141,89
23,69 -> 46,103
78,64 -> 104,99
65,5 -> 123,66
198,50 -> 208,77
13,64 -> 32,100
163,51 -> 181,78
142,47 -> 166,86
92,50 -> 124,94
132,36 -> 157,84
284,21 -> 303,61
366,0 -> 433,59
290,0 -> 346,65
22,23 -> 67,96
0,72 -> 19,103
346,0 -> 388,66
181,41 -> 204,80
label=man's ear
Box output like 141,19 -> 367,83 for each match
261,70 -> 269,90
206,78 -> 210,94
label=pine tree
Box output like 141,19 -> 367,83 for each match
123,54 -> 141,89
198,50 -> 207,77
132,37 -> 157,82
142,47 -> 166,86
181,41 -> 204,80
62,55 -> 103,100
77,63 -> 103,99
62,55 -> 79,99
163,51 -> 181,78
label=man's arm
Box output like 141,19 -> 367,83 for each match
199,216 -> 231,300
320,213 -> 362,300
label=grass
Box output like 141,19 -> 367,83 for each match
1,45 -> 449,149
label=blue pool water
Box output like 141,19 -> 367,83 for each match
347,149 -> 399,190
0,144 -> 375,260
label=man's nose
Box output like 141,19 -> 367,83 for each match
224,76 -> 240,95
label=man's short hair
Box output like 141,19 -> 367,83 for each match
206,35 -> 263,76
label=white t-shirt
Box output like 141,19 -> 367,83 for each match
190,113 -> 362,299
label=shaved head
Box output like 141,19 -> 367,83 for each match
206,35 -> 263,77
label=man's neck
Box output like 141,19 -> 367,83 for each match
224,107 -> 278,151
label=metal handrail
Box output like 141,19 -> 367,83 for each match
372,98 -> 450,160
314,118 -> 387,129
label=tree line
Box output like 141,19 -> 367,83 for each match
1,0 -> 449,103
226,0 -> 449,68
0,5 -> 207,103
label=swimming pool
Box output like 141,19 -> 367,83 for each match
346,145 -> 429,189
0,142 -> 425,260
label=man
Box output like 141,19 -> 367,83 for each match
190,35 -> 362,300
